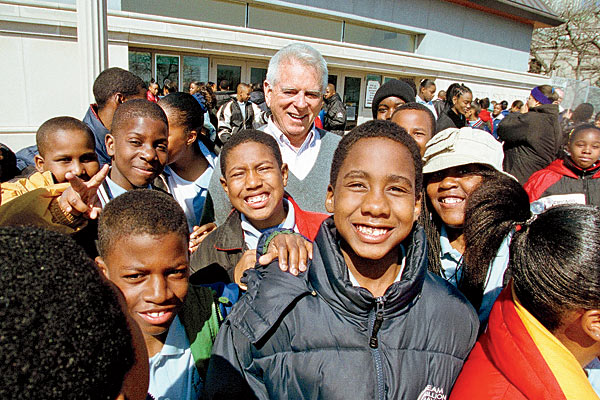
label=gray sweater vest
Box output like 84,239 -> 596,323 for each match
208,130 -> 341,225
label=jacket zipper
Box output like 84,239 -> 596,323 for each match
369,296 -> 386,400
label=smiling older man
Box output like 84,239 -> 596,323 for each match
207,43 -> 341,224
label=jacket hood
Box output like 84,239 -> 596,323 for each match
309,218 -> 427,320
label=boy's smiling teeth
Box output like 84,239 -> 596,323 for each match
246,194 -> 268,204
355,225 -> 390,237
146,311 -> 165,318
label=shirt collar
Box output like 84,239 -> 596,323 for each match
105,175 -> 130,199
347,244 -> 406,287
266,117 -> 319,153
240,198 -> 295,237
440,224 -> 463,261
150,315 -> 188,358
416,96 -> 433,106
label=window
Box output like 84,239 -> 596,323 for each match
121,0 -> 245,26
156,54 -> 179,89
344,23 -> 415,53
248,5 -> 342,41
128,51 -> 152,85
183,56 -> 209,90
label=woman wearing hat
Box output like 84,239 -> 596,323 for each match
497,85 -> 561,184
422,127 -> 515,325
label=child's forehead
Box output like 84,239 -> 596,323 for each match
114,117 -> 168,137
571,129 -> 600,142
227,141 -> 278,164
46,128 -> 95,148
343,137 -> 414,174
105,231 -> 188,262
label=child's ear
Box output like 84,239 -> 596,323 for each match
186,130 -> 198,147
413,194 -> 422,223
582,309 -> 600,343
281,163 -> 289,187
34,154 -> 45,173
105,134 -> 115,157
325,184 -> 335,213
95,256 -> 110,279
115,92 -> 125,105
220,176 -> 229,197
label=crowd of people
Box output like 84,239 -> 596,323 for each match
1,42 -> 600,400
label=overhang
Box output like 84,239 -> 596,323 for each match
444,0 -> 564,27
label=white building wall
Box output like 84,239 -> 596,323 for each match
0,0 -> 548,151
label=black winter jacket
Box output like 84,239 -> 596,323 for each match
497,103 -> 560,184
323,93 -> 346,133
205,219 -> 479,400
436,108 -> 466,133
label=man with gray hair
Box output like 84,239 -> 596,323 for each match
207,43 -> 341,223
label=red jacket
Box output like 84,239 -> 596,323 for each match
523,159 -> 600,205
146,90 -> 158,103
450,288 -> 566,400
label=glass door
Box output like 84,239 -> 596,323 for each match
343,76 -> 362,129
155,54 -> 180,90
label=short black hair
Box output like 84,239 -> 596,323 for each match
568,123 -> 600,143
330,120 -> 423,193
500,100 -> 508,110
392,102 -> 436,137
219,80 -> 231,90
92,67 -> 147,109
111,99 -> 169,137
0,226 -> 135,399
36,116 -> 95,157
0,143 -> 18,182
220,129 -> 283,177
159,92 -> 204,133
98,189 -> 188,258
420,79 -> 436,89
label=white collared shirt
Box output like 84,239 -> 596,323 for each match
416,95 -> 438,119
165,142 -> 216,231
240,199 -> 298,250
347,245 -> 407,287
263,117 -> 321,180
148,316 -> 201,400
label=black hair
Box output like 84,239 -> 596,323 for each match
330,120 -> 423,194
461,173 -> 530,309
420,79 -> 436,89
512,205 -> 600,332
479,97 -> 490,109
159,92 -> 204,133
92,67 -> 146,109
98,189 -> 188,258
470,101 -> 481,117
595,112 -> 600,123
110,99 -> 168,137
444,83 -> 461,108
450,84 -> 472,107
572,103 -> 595,123
219,80 -> 231,90
220,129 -> 282,177
500,100 -> 508,110
568,123 -> 600,143
391,102 -> 436,137
0,143 -> 19,182
0,226 -> 135,399
511,100 -> 523,110
36,116 -> 95,157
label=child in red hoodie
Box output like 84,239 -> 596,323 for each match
524,124 -> 600,207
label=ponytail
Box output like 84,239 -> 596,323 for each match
461,172 -> 530,309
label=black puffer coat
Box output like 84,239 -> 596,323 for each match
205,219 -> 479,400
497,103 -> 560,183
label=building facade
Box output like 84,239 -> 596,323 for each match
0,0 -> 561,150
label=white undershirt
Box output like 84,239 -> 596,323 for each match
263,117 -> 321,180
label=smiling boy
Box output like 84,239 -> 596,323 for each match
98,99 -> 169,205
190,129 -> 327,286
205,120 -> 478,399
96,189 -> 227,400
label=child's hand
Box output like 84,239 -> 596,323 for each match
259,234 -> 313,276
234,249 -> 257,289
188,222 -> 217,253
58,164 -> 109,220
